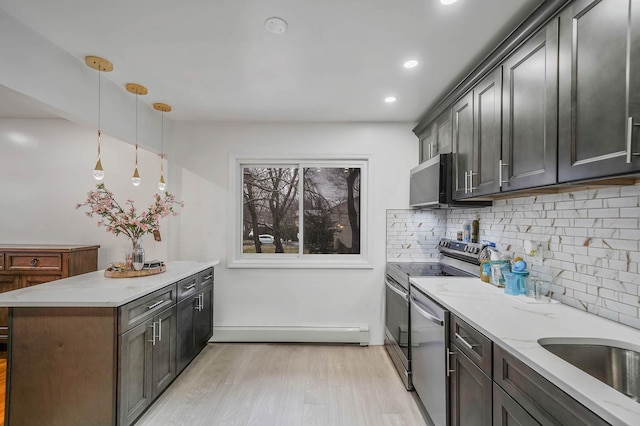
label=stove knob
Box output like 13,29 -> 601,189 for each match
473,247 -> 479,254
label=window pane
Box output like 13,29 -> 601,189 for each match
303,167 -> 361,254
242,167 -> 299,254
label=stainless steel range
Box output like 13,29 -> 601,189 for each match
384,238 -> 484,391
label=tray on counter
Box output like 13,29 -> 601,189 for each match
104,264 -> 166,278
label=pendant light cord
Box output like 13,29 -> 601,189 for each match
97,69 -> 101,159
135,93 -> 138,168
160,111 -> 164,173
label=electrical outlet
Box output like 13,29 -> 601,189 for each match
524,240 -> 543,265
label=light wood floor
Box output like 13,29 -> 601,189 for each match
137,343 -> 427,426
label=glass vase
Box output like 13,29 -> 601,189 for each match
131,238 -> 145,271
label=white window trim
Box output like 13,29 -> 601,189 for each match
228,155 -> 372,269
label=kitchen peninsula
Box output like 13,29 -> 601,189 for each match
0,260 -> 218,426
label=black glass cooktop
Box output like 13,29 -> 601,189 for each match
387,262 -> 475,277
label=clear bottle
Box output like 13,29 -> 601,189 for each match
463,221 -> 471,242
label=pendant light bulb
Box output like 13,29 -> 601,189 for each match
153,103 -> 172,192
132,167 -> 141,186
93,159 -> 105,181
132,143 -> 141,186
93,129 -> 104,180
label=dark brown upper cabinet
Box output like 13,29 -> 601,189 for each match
472,68 -> 502,197
558,0 -> 640,182
502,19 -> 559,191
419,108 -> 453,163
454,68 -> 503,200
453,92 -> 475,200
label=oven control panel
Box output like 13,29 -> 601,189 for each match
438,238 -> 484,259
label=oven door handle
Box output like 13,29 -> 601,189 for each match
410,295 -> 444,326
385,277 -> 409,301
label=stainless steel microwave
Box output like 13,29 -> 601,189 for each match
409,153 -> 491,208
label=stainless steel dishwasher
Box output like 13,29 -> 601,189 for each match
410,285 -> 448,426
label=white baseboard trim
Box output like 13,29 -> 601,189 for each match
210,326 -> 370,346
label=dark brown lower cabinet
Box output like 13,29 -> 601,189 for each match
177,283 -> 214,374
493,345 -> 608,426
493,383 -> 538,426
449,346 -> 492,426
119,306 -> 177,426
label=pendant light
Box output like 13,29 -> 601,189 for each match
153,103 -> 171,191
85,56 -> 113,180
126,83 -> 148,187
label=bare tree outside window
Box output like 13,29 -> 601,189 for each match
304,167 -> 360,254
242,164 -> 361,256
242,167 -> 299,254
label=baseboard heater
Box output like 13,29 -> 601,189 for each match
211,326 -> 369,346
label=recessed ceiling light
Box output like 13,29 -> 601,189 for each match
264,17 -> 288,34
404,60 -> 419,69
440,0 -> 459,5
385,96 -> 397,103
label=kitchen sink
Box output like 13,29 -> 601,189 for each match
538,338 -> 640,403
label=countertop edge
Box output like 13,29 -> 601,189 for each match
0,260 -> 220,308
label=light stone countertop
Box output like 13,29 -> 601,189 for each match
0,260 -> 219,308
410,276 -> 640,426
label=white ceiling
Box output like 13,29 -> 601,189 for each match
0,0 -> 543,122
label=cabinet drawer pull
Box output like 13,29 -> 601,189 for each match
146,300 -> 165,310
455,332 -> 478,351
184,283 -> 197,290
30,258 -> 39,267
203,274 -> 213,281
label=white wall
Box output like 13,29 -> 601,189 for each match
0,9 -> 166,154
168,122 -> 417,344
0,118 -> 172,267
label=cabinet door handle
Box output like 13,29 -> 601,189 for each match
464,171 -> 468,194
429,142 -> 433,159
499,159 -> 509,187
455,332 -> 478,351
198,294 -> 204,311
30,258 -> 39,267
184,283 -> 197,291
447,348 -> 456,377
627,116 -> 640,163
149,322 -> 157,346
157,318 -> 162,342
203,274 -> 213,281
468,169 -> 477,192
146,300 -> 165,310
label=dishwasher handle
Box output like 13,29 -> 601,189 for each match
410,295 -> 444,326
385,277 -> 409,301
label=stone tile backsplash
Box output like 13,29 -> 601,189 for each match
387,184 -> 640,329
386,209 -> 447,261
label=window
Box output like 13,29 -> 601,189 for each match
230,158 -> 370,268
